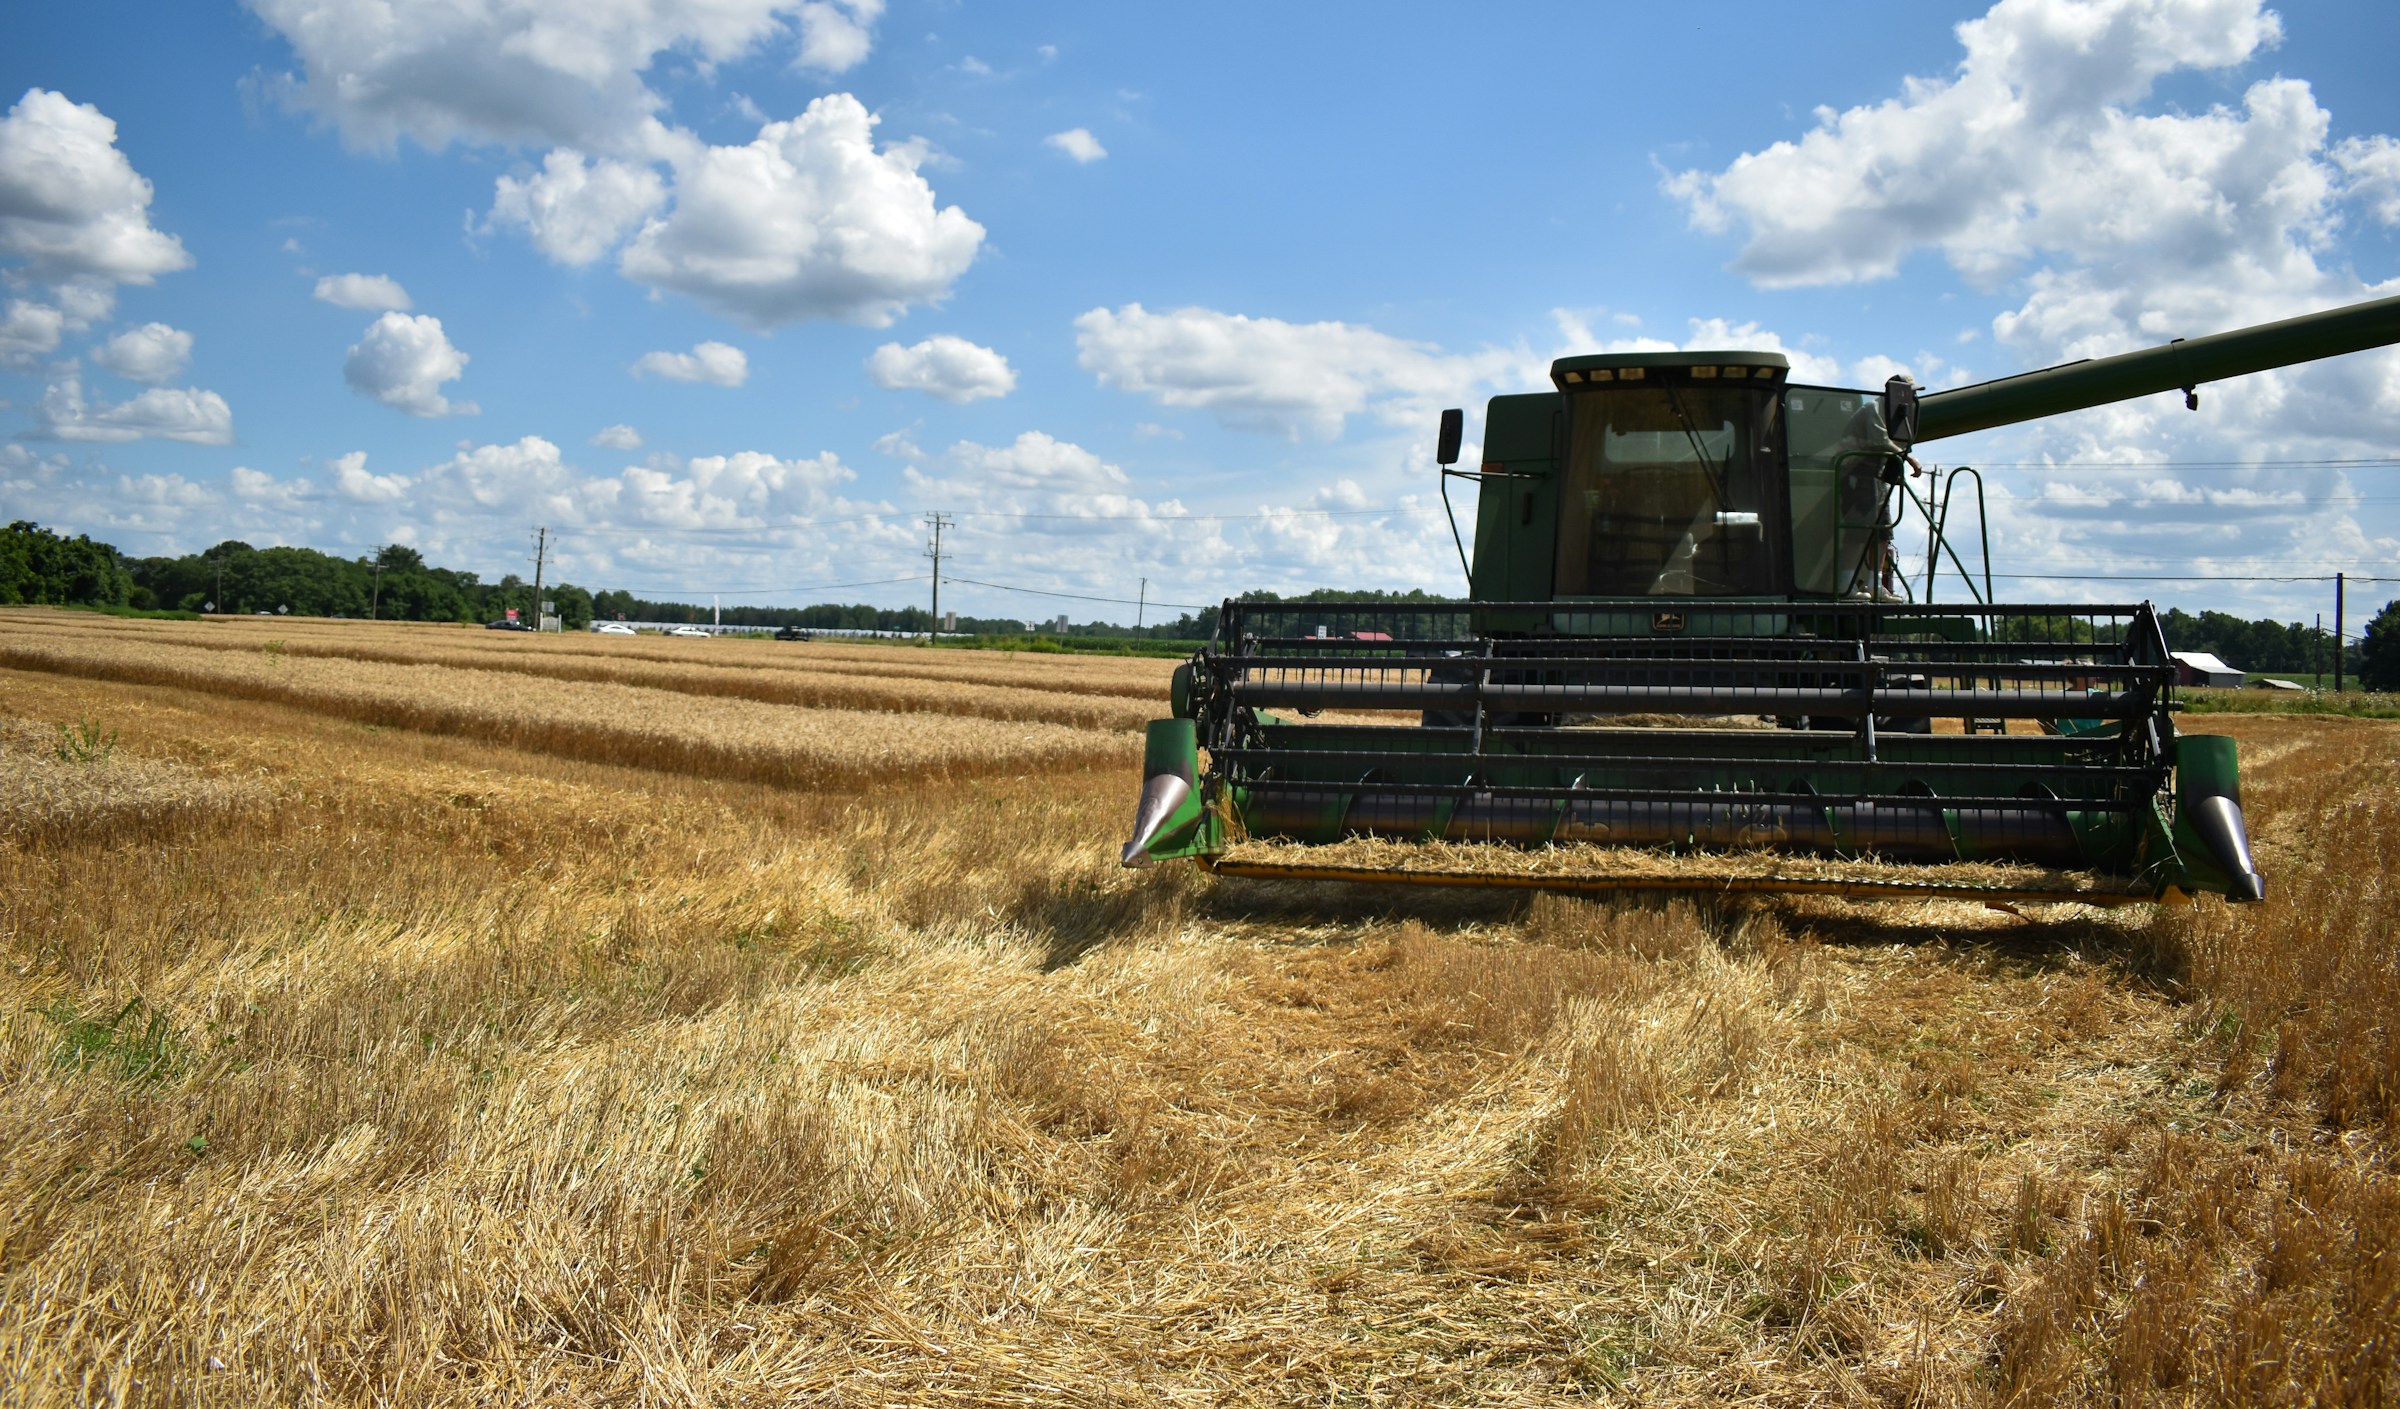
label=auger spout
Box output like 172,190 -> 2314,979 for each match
1916,293 -> 2400,442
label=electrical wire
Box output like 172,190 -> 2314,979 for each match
619,574 -> 929,599
942,574 -> 1208,610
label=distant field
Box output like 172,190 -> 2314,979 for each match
2,606 -> 2394,1406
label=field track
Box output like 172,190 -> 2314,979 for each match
1,608 -> 2394,1406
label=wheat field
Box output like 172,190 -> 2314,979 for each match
2,608 -> 2394,1407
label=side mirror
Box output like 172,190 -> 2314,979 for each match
1436,408 -> 1463,467
1881,377 -> 1920,448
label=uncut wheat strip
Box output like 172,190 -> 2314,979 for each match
19,609 -> 1181,695
158,613 -> 1177,693
0,635 -> 1127,790
29,625 -> 1158,732
435,631 -> 1179,700
0,609 -> 1161,700
6,611 -> 1178,708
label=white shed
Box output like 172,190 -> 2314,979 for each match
2170,651 -> 2245,688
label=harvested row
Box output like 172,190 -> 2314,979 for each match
20,611 -> 1179,700
5,617 -> 1163,732
0,635 -> 1129,792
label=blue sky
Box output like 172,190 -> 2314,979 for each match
4,0 -> 2397,626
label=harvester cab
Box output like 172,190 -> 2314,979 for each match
1124,294 -> 2400,905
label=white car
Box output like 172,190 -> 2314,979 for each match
665,625 -> 711,638
593,622 -> 635,635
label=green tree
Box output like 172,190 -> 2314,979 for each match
549,583 -> 594,630
2359,597 -> 2400,692
0,521 -> 132,606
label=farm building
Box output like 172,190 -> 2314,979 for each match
2171,650 -> 2245,688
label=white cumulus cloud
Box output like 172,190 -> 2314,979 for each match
0,89 -> 192,286
632,340 -> 749,386
1044,127 -> 1106,163
590,423 -> 644,450
0,299 -> 63,364
1663,0 -> 2400,464
2337,135 -> 2400,225
865,334 -> 1015,403
33,370 -> 233,444
92,321 -> 193,383
1666,0 -> 2288,291
242,0 -> 830,155
344,311 -> 475,417
617,94 -> 984,328
1075,303 -> 1517,439
407,435 -> 887,544
327,450 -> 413,503
489,149 -> 666,265
794,0 -> 884,74
931,431 -> 1127,494
313,272 -> 412,310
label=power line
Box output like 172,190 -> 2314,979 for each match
624,573 -> 929,599
943,573 -> 1209,610
950,505 -> 1443,522
546,502 -> 1444,538
566,514 -> 903,538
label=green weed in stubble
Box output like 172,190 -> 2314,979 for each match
53,716 -> 116,763
45,997 -> 186,1084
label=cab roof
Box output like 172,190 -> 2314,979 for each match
1549,349 -> 1789,391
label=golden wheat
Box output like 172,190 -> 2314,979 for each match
0,716 -> 267,846
4,609 -> 1172,729
1,608 -> 2394,1407
0,630 -> 1128,790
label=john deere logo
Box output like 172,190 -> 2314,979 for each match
1652,611 -> 1686,633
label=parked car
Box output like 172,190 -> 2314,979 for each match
665,625 -> 710,638
485,619 -> 533,631
773,625 -> 813,641
593,622 -> 636,635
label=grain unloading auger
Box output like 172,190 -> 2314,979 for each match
1123,295 -> 2400,904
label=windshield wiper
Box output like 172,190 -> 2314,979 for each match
1660,380 -> 1728,506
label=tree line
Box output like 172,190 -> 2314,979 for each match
2154,607 -> 2360,680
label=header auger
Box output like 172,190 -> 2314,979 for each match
1123,294 -> 2400,905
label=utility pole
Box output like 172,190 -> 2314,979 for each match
1137,577 -> 1148,633
370,561 -> 384,620
2335,571 -> 2346,693
213,559 -> 224,614
530,526 -> 549,630
2315,612 -> 2324,685
924,512 -> 952,642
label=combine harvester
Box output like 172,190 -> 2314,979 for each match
1122,295 -> 2400,905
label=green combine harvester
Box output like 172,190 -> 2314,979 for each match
1122,295 -> 2400,904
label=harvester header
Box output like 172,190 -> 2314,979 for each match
1124,295 -> 2400,905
